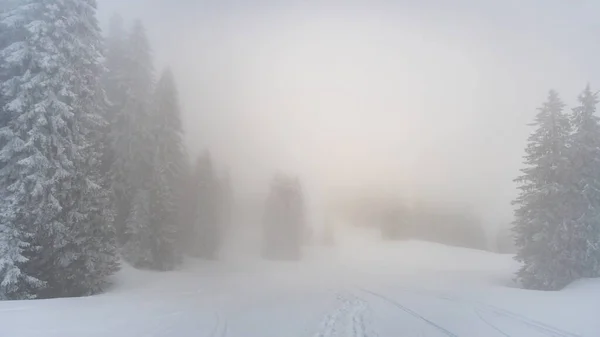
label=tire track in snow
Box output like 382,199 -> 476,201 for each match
358,287 -> 459,337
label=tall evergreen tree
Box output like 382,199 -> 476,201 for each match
119,21 -> 158,268
108,19 -> 153,248
512,90 -> 573,290
565,85 -> 600,279
0,0 -> 118,299
188,152 -> 221,258
146,68 -> 187,269
0,0 -> 42,300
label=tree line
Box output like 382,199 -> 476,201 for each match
0,1 -> 233,300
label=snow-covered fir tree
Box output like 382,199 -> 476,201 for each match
118,21 -> 161,268
0,0 -> 42,301
146,68 -> 187,269
263,174 -> 305,260
0,0 -> 118,299
512,90 -> 574,290
188,151 -> 222,258
105,18 -> 144,246
564,85 -> 600,279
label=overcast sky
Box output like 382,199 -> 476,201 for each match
96,0 -> 600,231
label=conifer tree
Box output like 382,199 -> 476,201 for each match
512,90 -> 573,290
565,85 -> 600,279
146,68 -> 187,269
263,174 -> 305,260
0,0 -> 118,299
219,170 -> 233,230
119,21 -> 158,268
188,152 -> 221,258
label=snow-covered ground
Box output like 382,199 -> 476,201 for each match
0,225 -> 598,337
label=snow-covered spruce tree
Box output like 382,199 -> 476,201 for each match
262,174 -> 305,260
146,68 -> 187,269
0,0 -> 43,300
512,90 -> 573,290
119,21 -> 160,268
0,0 -> 118,299
103,13 -> 130,244
564,85 -> 600,279
187,151 -> 222,258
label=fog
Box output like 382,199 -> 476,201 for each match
96,0 -> 600,235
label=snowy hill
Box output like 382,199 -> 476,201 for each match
0,227 -> 597,337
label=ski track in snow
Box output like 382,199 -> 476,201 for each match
481,305 -> 580,337
313,291 -> 374,337
389,286 -> 583,337
474,308 -> 512,337
358,287 -> 459,337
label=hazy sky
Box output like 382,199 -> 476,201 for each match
96,0 -> 600,230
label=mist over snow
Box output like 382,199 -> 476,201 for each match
96,0 -> 600,232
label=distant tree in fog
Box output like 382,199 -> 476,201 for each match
495,226 -> 516,254
118,20 -> 156,268
0,0 -> 118,299
512,90 -> 574,290
144,68 -> 188,269
564,85 -> 600,278
112,21 -> 181,270
380,205 -> 410,240
262,174 -> 305,260
218,170 -> 234,231
187,152 -> 222,258
103,13 -> 130,243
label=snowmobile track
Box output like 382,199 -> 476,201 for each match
474,308 -> 512,337
358,288 -> 459,337
483,305 -> 580,337
404,286 -> 581,337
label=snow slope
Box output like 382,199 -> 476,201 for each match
0,226 -> 598,337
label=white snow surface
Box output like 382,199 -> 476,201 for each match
0,226 -> 598,337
